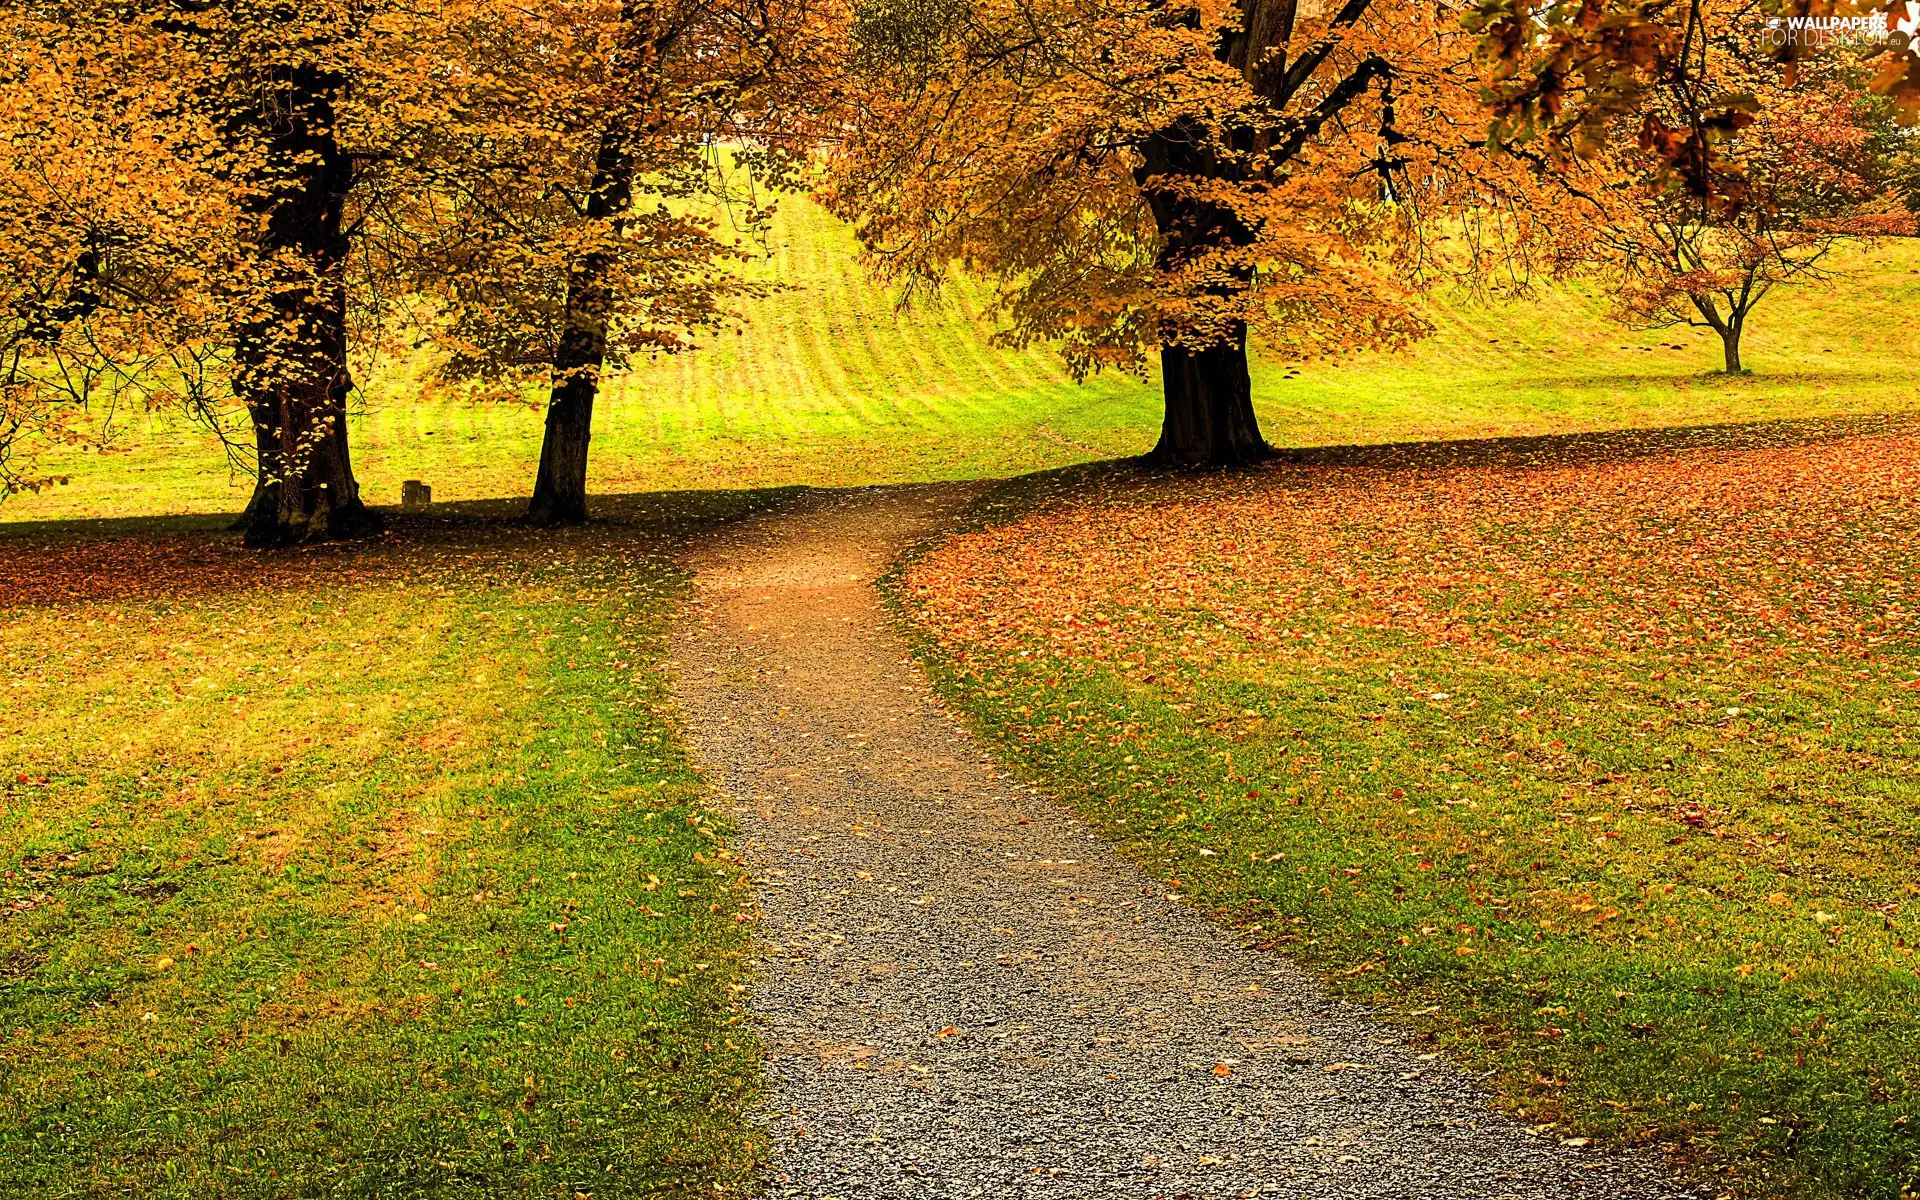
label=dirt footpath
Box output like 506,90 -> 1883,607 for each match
669,484 -> 1693,1200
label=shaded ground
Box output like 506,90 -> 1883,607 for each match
670,485 -> 1699,1200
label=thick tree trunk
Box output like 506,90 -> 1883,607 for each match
234,66 -> 378,548
1150,324 -> 1271,466
1132,136 -> 1274,467
1720,324 -> 1743,374
240,349 -> 372,548
526,316 -> 604,527
527,128 -> 631,527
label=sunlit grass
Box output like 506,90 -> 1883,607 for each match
5,203 -> 1916,525
0,497 -> 775,1197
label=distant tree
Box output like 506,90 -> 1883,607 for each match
366,0 -> 833,527
825,0 -> 1567,466
1594,67 -> 1911,374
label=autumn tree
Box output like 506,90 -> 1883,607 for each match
1470,0 -> 1920,191
0,1 -> 415,544
1471,0 -> 1915,374
3,0 -> 834,539
364,0 -> 832,527
824,0 -> 1571,466
1597,70 -> 1909,373
0,13 -> 248,500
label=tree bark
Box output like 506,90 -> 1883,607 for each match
1150,324 -> 1271,466
1720,322 -> 1743,374
1135,124 -> 1273,467
526,128 -> 633,526
1126,0 -> 1387,467
234,66 -> 379,548
526,313 -> 604,526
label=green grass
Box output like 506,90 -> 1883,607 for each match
0,494 -> 781,1197
893,422 -> 1920,1200
5,200 -> 1917,524
7,185 -> 1920,1199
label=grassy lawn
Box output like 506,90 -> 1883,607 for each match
5,201 -> 1919,525
0,494 -> 777,1197
7,184 -> 1919,1200
894,417 -> 1920,1200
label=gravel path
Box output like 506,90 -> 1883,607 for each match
670,485 -> 1697,1200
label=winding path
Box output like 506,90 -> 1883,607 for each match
670,484 -> 1694,1200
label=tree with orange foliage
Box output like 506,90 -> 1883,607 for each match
0,14 -> 250,499
1,0 -> 833,540
1591,58 -> 1912,373
1470,0 -> 1920,195
824,0 -> 1580,466
368,0 -> 833,526
1473,0 -> 1914,375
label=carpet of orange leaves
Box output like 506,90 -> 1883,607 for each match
907,425 -> 1918,683
899,420 -> 1920,1200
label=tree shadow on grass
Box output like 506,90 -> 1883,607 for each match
3,410 -> 1912,608
1275,410 -> 1917,472
1489,367 -> 1909,390
0,486 -> 808,609
959,410 -> 1920,525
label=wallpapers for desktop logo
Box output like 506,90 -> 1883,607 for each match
1898,0 -> 1920,53
1757,6 -> 1920,54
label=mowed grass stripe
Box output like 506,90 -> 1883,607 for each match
6,199 -> 1918,524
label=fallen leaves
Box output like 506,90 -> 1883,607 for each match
906,429 -> 1920,677
902,423 -> 1920,1200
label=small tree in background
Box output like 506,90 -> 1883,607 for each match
1582,40 -> 1911,374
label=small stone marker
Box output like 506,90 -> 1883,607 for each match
402,480 -> 432,511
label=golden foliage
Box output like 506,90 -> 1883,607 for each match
823,0 -> 1584,374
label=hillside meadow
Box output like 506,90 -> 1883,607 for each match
4,202 -> 1918,1200
3,200 -> 1917,526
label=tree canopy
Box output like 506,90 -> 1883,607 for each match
1,0 -> 1915,520
824,0 -> 1612,463
0,0 -> 835,538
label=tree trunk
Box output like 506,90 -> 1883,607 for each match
1150,324 -> 1271,466
240,353 -> 371,548
1134,125 -> 1274,468
526,316 -> 604,527
1720,323 -> 1743,374
234,66 -> 379,549
527,128 -> 632,527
